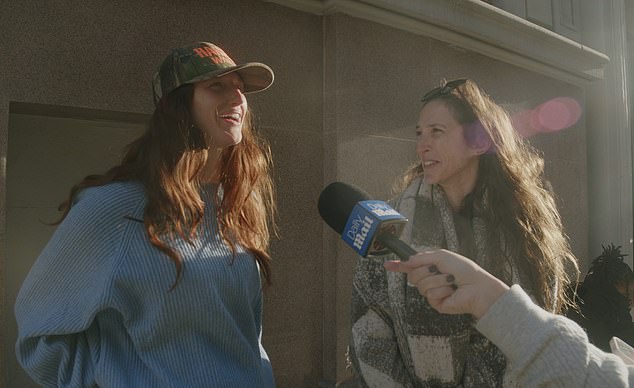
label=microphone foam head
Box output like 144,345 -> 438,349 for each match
317,182 -> 371,234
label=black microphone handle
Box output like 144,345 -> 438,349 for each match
376,233 -> 417,261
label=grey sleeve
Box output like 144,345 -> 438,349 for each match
476,285 -> 634,387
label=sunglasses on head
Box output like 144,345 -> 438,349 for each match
421,78 -> 468,103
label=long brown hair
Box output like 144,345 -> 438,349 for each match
57,84 -> 277,287
396,79 -> 578,312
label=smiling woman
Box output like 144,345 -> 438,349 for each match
14,42 -> 278,387
415,99 -> 486,210
192,73 -> 247,149
348,78 -> 579,387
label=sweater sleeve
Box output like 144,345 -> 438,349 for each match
476,285 -> 634,387
14,185 -> 139,387
349,256 -> 411,388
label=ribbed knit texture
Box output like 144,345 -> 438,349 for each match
476,285 -> 634,387
14,181 -> 274,388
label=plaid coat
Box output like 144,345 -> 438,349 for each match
348,177 -> 530,387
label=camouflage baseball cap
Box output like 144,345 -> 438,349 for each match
152,42 -> 274,104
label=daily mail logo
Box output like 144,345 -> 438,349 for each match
365,201 -> 401,217
342,200 -> 405,256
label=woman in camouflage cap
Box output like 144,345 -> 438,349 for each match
15,42 -> 277,387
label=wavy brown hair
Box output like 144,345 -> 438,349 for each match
57,84 -> 277,287
395,79 -> 578,312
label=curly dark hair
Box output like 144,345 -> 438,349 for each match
584,243 -> 633,292
572,243 -> 634,351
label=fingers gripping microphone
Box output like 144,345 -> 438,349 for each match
317,182 -> 417,260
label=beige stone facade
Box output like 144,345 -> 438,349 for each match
1,1 -> 631,387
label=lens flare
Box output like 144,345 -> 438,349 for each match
513,97 -> 582,137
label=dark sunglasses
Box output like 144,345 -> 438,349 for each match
421,78 -> 468,103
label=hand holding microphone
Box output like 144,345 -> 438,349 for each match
384,249 -> 510,319
317,181 -> 508,319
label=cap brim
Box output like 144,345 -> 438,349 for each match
188,62 -> 274,94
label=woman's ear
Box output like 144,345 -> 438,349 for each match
472,137 -> 492,155
465,120 -> 492,155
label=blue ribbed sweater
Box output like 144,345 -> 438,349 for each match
14,181 -> 275,387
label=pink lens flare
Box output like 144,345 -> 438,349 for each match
513,97 -> 582,138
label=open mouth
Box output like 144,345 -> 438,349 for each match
218,112 -> 242,125
423,160 -> 439,168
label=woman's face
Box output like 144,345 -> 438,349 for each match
416,100 -> 481,193
191,72 -> 247,149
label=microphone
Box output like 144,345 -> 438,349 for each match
317,181 -> 417,260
